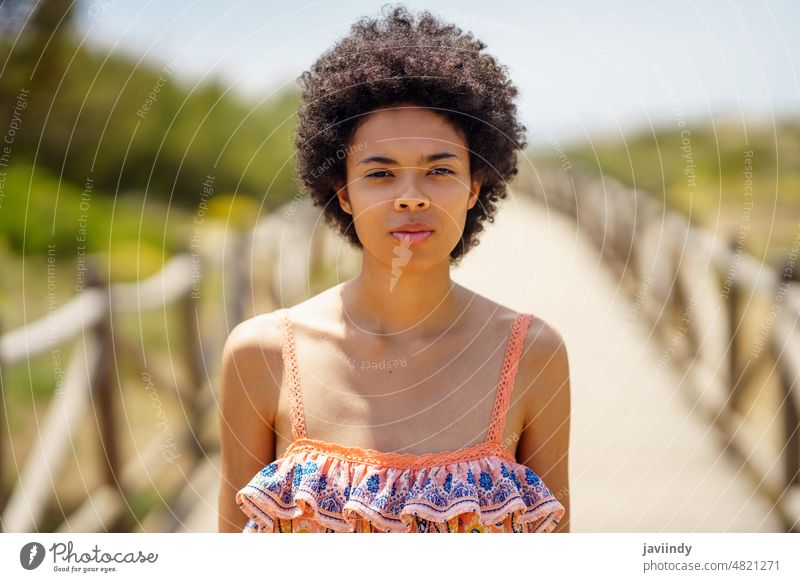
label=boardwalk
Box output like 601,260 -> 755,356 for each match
183,191 -> 783,533
452,192 -> 783,532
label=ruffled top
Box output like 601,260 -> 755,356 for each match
236,309 -> 566,533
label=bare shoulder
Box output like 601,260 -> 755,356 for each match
224,310 -> 283,352
513,313 -> 571,531
223,310 -> 284,366
460,288 -> 519,331
517,314 -> 571,417
279,284 -> 349,339
218,311 -> 285,532
523,315 -> 568,361
220,310 -> 285,419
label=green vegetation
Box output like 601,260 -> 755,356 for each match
0,38 -> 299,213
0,2 -> 297,333
558,119 -> 800,212
534,118 -> 800,266
0,0 -> 299,283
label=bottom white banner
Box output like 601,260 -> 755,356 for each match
0,533 -> 796,581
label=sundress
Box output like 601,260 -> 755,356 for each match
236,307 -> 566,533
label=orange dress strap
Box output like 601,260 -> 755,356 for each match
483,311 -> 533,445
278,308 -> 307,440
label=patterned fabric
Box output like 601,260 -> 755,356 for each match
236,309 -> 566,533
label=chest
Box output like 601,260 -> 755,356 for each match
272,324 -> 527,458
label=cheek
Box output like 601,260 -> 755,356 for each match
348,195 -> 389,240
436,189 -> 472,231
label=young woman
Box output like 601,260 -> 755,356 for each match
218,4 -> 570,533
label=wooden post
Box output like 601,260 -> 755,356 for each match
181,274 -> 205,459
778,259 -> 800,487
727,237 -> 743,412
86,261 -> 120,493
779,359 -> 800,488
0,316 -> 6,526
227,230 -> 249,326
663,222 -> 686,345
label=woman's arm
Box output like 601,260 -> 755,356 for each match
514,321 -> 572,533
217,314 -> 282,533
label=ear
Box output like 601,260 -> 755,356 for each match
336,181 -> 352,215
467,173 -> 482,210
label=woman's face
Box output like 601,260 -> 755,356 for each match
337,104 -> 481,270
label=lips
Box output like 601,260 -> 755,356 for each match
390,222 -> 434,233
391,222 -> 433,244
389,222 -> 435,245
391,230 -> 433,244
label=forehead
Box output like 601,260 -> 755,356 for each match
350,106 -> 467,152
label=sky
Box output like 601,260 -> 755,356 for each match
74,0 -> 800,147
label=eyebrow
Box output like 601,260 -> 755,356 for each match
356,152 -> 460,166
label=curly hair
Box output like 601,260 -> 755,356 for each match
293,3 -> 528,265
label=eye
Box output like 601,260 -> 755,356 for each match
366,170 -> 392,179
430,167 -> 454,176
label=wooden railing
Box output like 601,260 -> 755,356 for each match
0,252 -> 213,532
527,165 -> 800,532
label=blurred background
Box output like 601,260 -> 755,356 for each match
0,0 -> 798,533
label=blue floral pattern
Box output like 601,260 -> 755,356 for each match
260,463 -> 277,478
236,449 -> 564,533
367,474 -> 380,493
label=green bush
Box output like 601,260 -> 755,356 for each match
0,159 -> 190,265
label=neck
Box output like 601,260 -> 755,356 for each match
340,250 -> 471,338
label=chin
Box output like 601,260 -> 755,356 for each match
361,234 -> 458,271
388,248 -> 454,273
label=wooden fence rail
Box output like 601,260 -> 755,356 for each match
0,251 -> 214,532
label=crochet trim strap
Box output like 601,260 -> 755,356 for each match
486,310 -> 532,444
279,309 -> 307,441
278,308 -> 533,446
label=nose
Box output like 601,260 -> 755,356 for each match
393,193 -> 430,211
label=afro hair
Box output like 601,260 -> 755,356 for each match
293,3 -> 528,265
